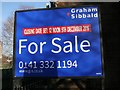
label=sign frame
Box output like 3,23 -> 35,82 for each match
13,5 -> 104,79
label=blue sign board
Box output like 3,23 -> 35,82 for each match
14,6 -> 103,77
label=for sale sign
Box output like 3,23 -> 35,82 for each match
14,6 -> 103,77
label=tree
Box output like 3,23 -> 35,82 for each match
2,5 -> 34,58
2,16 -> 14,57
55,1 -> 83,7
2,5 -> 35,69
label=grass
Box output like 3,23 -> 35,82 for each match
1,63 -> 13,69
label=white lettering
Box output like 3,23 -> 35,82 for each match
80,40 -> 90,52
40,42 -> 46,54
28,42 -> 38,54
75,36 -> 79,53
63,41 -> 72,53
19,39 -> 27,54
51,38 -> 62,53
71,8 -> 75,13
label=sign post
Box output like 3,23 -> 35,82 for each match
14,6 -> 103,78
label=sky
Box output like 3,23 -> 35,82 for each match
0,1 -> 50,41
0,0 -> 119,40
2,2 -> 49,22
53,0 -> 119,1
0,3 -> 2,41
